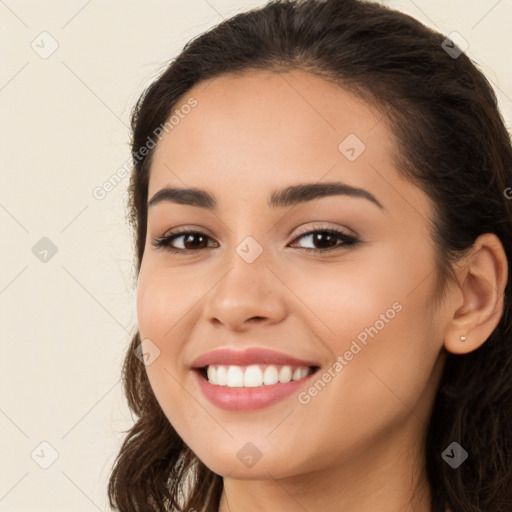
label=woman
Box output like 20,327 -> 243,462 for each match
108,0 -> 512,510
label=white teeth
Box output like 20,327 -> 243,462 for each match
207,365 -> 217,383
292,367 -> 302,381
263,365 -> 279,385
226,366 -> 244,387
278,366 -> 292,384
216,365 -> 227,386
244,365 -> 263,387
204,364 -> 314,387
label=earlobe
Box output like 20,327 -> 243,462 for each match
443,233 -> 508,355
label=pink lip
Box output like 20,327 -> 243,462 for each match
190,347 -> 320,411
192,368 -> 318,411
190,347 -> 319,369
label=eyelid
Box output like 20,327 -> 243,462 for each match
155,224 -> 214,240
292,222 -> 359,239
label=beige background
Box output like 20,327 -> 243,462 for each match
0,1 -> 510,510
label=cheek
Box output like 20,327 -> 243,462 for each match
136,264 -> 191,387
136,262 -> 195,341
287,254 -> 396,346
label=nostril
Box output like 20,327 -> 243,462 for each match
248,316 -> 266,323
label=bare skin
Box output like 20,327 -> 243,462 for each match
136,69 -> 508,512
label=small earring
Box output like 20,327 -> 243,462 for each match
460,335 -> 466,342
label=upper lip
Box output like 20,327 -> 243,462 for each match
190,347 -> 320,369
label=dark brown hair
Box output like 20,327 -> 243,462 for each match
108,0 -> 512,510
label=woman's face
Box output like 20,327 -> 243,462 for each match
136,69 -> 451,480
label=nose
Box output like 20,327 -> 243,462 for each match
202,252 -> 287,332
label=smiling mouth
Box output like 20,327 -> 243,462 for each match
197,364 -> 320,388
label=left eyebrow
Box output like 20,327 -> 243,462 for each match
147,181 -> 384,211
269,181 -> 384,210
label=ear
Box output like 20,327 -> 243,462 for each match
444,233 -> 508,355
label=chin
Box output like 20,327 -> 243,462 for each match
191,443 -> 305,480
202,457 -> 294,480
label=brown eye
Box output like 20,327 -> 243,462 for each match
152,230 -> 217,254
289,229 -> 359,253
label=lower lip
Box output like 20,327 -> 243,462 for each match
192,369 -> 318,411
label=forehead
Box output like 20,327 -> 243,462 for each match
147,69 -> 430,220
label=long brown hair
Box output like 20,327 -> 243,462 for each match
107,1 -> 512,510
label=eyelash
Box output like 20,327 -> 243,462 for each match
151,227 -> 360,255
